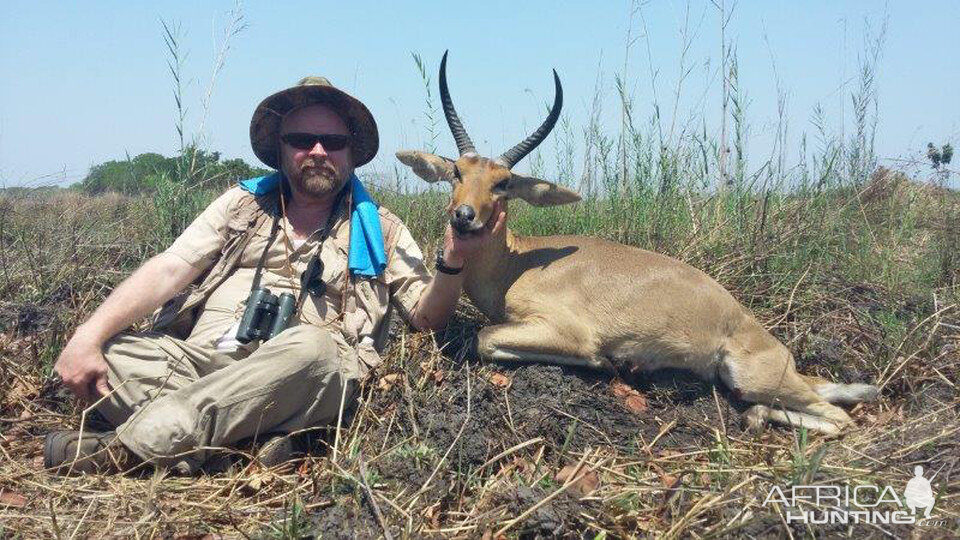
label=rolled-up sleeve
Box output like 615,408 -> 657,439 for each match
385,224 -> 432,322
163,188 -> 237,269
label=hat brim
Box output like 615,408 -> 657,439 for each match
250,85 -> 379,169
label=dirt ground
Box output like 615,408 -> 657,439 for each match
1,287 -> 959,538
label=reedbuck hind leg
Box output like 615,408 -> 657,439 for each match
720,323 -> 858,435
477,320 -> 615,374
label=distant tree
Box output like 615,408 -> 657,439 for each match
78,150 -> 270,195
79,152 -> 177,194
213,157 -> 271,187
926,142 -> 953,170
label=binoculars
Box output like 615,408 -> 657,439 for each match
236,287 -> 297,343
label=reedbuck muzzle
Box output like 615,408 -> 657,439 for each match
396,52 -> 879,434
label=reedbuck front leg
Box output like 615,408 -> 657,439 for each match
476,320 -> 616,374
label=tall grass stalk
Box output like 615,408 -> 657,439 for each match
411,52 -> 441,155
154,6 -> 246,247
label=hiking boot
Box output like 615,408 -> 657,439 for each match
44,430 -> 139,475
256,433 -> 300,468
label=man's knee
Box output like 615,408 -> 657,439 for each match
120,399 -> 199,461
266,324 -> 340,364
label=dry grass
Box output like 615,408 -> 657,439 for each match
1,176 -> 958,538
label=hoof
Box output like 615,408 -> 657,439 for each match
742,405 -> 769,433
591,356 -> 618,377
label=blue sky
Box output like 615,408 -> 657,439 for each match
1,1 -> 958,187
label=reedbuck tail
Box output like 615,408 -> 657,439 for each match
806,377 -> 880,405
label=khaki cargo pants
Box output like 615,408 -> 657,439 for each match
95,325 -> 361,472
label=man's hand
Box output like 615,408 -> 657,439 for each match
410,201 -> 507,331
442,200 -> 507,267
54,331 -> 110,402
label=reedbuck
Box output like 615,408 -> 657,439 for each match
397,52 -> 879,434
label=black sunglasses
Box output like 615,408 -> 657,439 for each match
281,132 -> 351,151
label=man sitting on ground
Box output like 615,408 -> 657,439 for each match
46,76 -> 497,474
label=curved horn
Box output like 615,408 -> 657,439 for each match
439,51 -> 477,156
497,69 -> 563,169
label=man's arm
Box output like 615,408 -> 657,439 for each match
408,253 -> 467,331
409,206 -> 506,331
54,253 -> 204,401
57,187 -> 236,401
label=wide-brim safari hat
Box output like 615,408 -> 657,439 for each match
250,76 -> 379,169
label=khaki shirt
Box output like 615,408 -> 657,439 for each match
163,186 -> 432,374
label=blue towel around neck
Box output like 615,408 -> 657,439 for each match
237,172 -> 387,277
347,175 -> 387,277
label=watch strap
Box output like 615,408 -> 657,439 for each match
435,247 -> 463,275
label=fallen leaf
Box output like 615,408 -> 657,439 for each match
431,370 -> 445,384
555,464 -> 600,496
0,490 -> 28,508
489,373 -> 511,388
576,470 -> 600,495
4,379 -> 39,407
624,394 -> 648,414
377,373 -> 400,392
872,407 -> 900,425
555,464 -> 579,483
612,381 -> 648,414
633,515 -> 660,532
423,503 -> 441,529
240,475 -> 266,495
660,473 -> 679,489
509,456 -> 533,475
611,381 -> 633,398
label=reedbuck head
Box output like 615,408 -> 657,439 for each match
397,52 -> 581,237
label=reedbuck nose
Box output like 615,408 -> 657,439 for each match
453,204 -> 476,224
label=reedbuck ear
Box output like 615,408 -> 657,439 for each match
507,174 -> 582,207
396,150 -> 456,183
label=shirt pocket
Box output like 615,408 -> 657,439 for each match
237,224 -> 276,268
351,276 -> 390,340
320,241 -> 348,296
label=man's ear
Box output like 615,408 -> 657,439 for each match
396,150 -> 456,183
507,174 -> 582,207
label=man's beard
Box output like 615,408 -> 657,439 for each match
290,159 -> 348,198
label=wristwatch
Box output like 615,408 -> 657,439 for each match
435,247 -> 463,275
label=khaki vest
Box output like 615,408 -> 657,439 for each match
151,188 -> 401,360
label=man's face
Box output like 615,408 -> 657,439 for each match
279,104 -> 354,199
